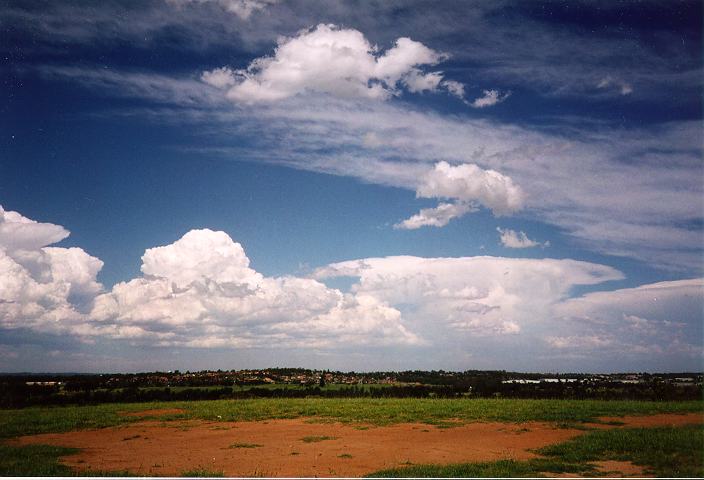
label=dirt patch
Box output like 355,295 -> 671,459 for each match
13,413 -> 702,477
590,412 -> 703,428
119,408 -> 186,418
14,419 -> 581,477
593,460 -> 651,477
542,460 -> 652,478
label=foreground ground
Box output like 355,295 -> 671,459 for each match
1,399 -> 702,477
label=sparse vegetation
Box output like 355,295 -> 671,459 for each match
0,444 -> 78,476
0,443 -> 135,477
301,435 -> 337,443
180,467 -> 224,477
369,458 -> 594,478
368,425 -> 704,478
0,398 -> 701,477
539,424 -> 704,477
228,442 -> 262,448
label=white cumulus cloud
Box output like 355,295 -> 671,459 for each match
200,67 -> 237,89
394,202 -> 476,230
394,162 -> 524,230
396,162 -> 523,229
470,89 -> 511,108
0,206 -> 103,334
140,229 -> 262,288
417,162 -> 524,215
497,227 -> 548,248
2,206 -> 700,370
91,229 -> 420,348
440,80 -> 465,99
202,24 -> 459,103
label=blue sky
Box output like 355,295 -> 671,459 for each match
1,0 -> 702,373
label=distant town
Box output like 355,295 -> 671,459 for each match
2,368 -> 702,408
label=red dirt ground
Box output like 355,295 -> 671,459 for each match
12,412 -> 703,477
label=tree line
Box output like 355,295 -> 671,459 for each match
1,379 -> 701,408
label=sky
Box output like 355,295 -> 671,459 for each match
1,0 -> 702,373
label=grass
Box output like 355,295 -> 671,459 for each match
228,442 -> 262,448
539,424 -> 704,477
0,444 -> 135,477
369,458 -> 594,478
180,467 -> 224,477
0,444 -> 79,476
301,435 -> 337,443
1,398 -> 701,439
368,424 -> 704,478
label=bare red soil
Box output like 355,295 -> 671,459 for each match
13,412 -> 702,477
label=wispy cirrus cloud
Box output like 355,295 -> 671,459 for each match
596,76 -> 633,96
35,62 -> 702,271
6,1 -> 699,103
167,0 -> 278,20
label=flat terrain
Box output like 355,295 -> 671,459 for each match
11,412 -> 703,477
1,399 -> 702,477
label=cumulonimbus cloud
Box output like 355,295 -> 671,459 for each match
548,278 -> 703,358
201,24 -> 464,103
314,255 -> 624,338
0,206 -> 70,251
1,206 -> 700,370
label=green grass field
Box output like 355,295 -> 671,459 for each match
0,398 -> 701,477
1,397 -> 701,439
